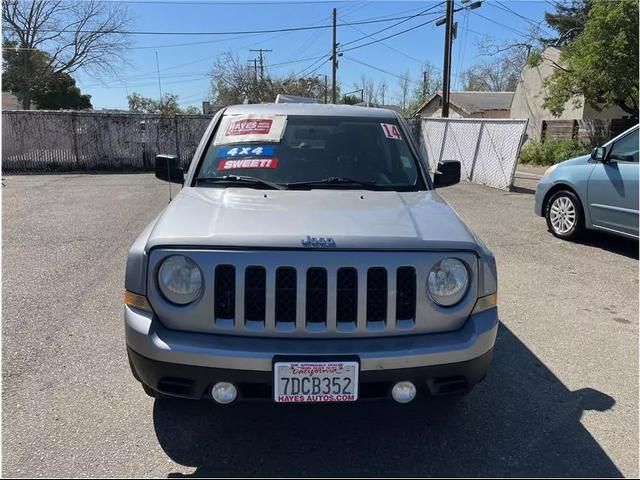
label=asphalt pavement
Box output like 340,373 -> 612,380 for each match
2,173 -> 638,477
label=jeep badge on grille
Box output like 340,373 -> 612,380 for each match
301,236 -> 336,248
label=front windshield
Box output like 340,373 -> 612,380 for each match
196,114 -> 426,191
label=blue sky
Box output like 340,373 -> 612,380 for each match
75,0 -> 554,110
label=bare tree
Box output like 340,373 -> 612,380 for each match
209,52 -> 325,105
462,48 -> 527,92
396,70 -> 411,110
2,0 -> 130,108
402,62 -> 442,115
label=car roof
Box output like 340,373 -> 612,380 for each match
223,102 -> 398,119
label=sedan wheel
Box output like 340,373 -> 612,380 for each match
545,190 -> 584,240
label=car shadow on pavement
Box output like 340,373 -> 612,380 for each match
152,323 -> 620,478
577,232 -> 639,260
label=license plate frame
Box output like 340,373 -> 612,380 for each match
273,358 -> 360,403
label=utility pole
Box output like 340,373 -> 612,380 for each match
331,8 -> 337,104
155,51 -> 163,110
324,75 -> 328,104
423,70 -> 427,98
250,48 -> 272,79
381,82 -> 386,105
441,0 -> 454,118
437,0 -> 482,118
248,58 -> 258,83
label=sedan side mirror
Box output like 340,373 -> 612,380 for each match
590,146 -> 607,163
433,160 -> 461,188
155,154 -> 184,184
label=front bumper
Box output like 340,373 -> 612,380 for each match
125,305 -> 498,400
534,176 -> 552,217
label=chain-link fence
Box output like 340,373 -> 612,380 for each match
1,111 -> 213,172
418,118 -> 529,191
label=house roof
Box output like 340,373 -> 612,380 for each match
416,91 -> 514,115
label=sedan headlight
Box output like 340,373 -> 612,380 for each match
427,258 -> 469,306
157,255 -> 203,305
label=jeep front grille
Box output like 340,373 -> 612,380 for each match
212,264 -> 418,333
149,250 -> 479,338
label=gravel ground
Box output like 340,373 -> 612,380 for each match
2,173 -> 638,478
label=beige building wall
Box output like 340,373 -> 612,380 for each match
420,100 -> 466,118
510,47 -> 584,142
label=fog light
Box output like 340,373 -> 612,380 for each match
391,381 -> 416,403
211,382 -> 237,404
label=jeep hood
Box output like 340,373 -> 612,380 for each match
146,187 -> 481,253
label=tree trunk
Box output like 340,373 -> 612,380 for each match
22,48 -> 31,110
21,91 -> 31,110
617,99 -> 639,120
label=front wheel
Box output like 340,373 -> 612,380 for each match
545,190 -> 584,240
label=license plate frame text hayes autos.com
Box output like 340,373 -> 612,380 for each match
273,360 -> 360,403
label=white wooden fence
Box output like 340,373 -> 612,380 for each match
1,111 -> 213,171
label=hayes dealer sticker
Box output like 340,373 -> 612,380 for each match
214,114 -> 287,145
227,118 -> 272,136
218,158 -> 279,170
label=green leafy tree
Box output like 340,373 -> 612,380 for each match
542,0 -> 592,47
127,92 -> 201,115
342,94 -> 361,105
3,41 -> 91,110
2,0 -> 130,109
32,72 -> 92,110
543,0 -> 639,119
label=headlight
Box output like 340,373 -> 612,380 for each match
157,255 -> 203,305
427,258 -> 469,306
543,164 -> 559,177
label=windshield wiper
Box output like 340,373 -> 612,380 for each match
195,175 -> 285,190
285,177 -> 378,189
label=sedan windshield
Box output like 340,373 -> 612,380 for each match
196,115 -> 426,191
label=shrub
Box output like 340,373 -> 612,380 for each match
519,138 -> 588,166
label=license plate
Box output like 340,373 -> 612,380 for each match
274,361 -> 359,403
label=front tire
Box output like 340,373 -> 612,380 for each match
545,190 -> 584,240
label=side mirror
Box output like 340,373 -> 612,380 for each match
591,146 -> 607,163
155,154 -> 184,184
433,160 -> 461,188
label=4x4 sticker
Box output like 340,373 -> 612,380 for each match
381,123 -> 402,140
217,146 -> 274,158
218,158 -> 279,170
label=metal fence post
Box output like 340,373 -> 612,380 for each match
438,120 -> 449,168
71,113 -> 80,168
469,122 -> 485,182
174,115 -> 181,164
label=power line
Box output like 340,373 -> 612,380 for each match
290,5 -> 443,78
102,0 -> 354,4
340,3 -> 445,48
469,10 -> 531,37
342,15 -> 442,53
343,21 -> 429,66
490,0 -> 554,36
344,56 -> 423,85
38,10 -> 453,36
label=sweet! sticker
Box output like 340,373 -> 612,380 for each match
381,123 -> 402,140
217,145 -> 274,158
218,158 -> 279,170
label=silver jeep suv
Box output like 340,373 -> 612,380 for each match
125,103 -> 498,404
